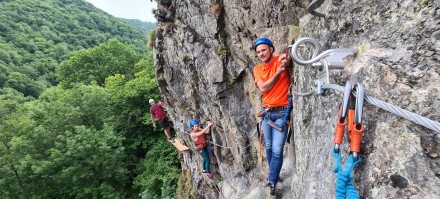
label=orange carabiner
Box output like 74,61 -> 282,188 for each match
350,83 -> 364,158
333,81 -> 352,153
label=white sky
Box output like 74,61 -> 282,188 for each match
84,0 -> 157,23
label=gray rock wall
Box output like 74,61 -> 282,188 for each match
153,0 -> 440,198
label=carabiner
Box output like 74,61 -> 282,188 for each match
353,83 -> 364,126
334,80 -> 352,153
350,83 -> 364,160
340,81 -> 352,122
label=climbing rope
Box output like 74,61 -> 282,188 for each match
331,81 -> 364,198
332,151 -> 361,199
323,83 -> 440,133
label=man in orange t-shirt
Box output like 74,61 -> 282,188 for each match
253,37 -> 291,196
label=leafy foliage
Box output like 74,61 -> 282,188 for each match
135,140 -> 179,199
0,1 -> 180,198
0,0 -> 147,97
58,39 -> 143,87
0,85 -> 127,198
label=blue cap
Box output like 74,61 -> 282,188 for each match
189,120 -> 199,127
254,37 -> 274,52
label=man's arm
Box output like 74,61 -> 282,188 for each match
256,54 -> 291,93
150,113 -> 157,128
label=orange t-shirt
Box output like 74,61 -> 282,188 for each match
253,55 -> 290,107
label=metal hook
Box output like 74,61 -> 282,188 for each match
353,83 -> 364,125
289,37 -> 358,68
307,0 -> 326,17
339,80 -> 352,122
288,37 -> 321,66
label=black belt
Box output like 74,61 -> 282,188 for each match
264,106 -> 287,111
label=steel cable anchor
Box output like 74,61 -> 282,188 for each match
289,37 -> 358,94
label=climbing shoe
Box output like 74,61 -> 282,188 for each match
269,183 -> 275,196
168,138 -> 175,143
207,173 -> 214,179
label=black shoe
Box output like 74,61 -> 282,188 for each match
269,183 -> 275,196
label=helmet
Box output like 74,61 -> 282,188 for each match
253,37 -> 274,52
149,99 -> 154,103
189,120 -> 199,127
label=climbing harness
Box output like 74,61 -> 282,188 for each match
332,80 -> 364,199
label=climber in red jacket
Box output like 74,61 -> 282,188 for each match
190,119 -> 214,179
149,99 -> 174,143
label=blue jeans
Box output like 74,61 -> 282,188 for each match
262,109 -> 288,186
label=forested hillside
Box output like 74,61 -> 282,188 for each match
122,19 -> 156,33
0,0 -> 148,98
0,1 -> 179,199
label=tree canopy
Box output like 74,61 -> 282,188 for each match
0,0 -> 148,97
0,1 -> 178,198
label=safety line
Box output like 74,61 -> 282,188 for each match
322,83 -> 440,133
181,124 -> 255,150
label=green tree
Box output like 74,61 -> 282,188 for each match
0,84 -> 128,198
58,39 -> 143,87
135,140 -> 179,199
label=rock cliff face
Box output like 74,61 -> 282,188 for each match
153,0 -> 440,198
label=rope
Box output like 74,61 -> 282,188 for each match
182,124 -> 256,150
332,150 -> 361,199
323,83 -> 440,133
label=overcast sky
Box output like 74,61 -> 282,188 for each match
84,0 -> 157,23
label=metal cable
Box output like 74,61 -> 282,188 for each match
293,90 -> 315,97
182,125 -> 254,149
322,83 -> 440,133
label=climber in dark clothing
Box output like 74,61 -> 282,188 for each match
190,119 -> 214,179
